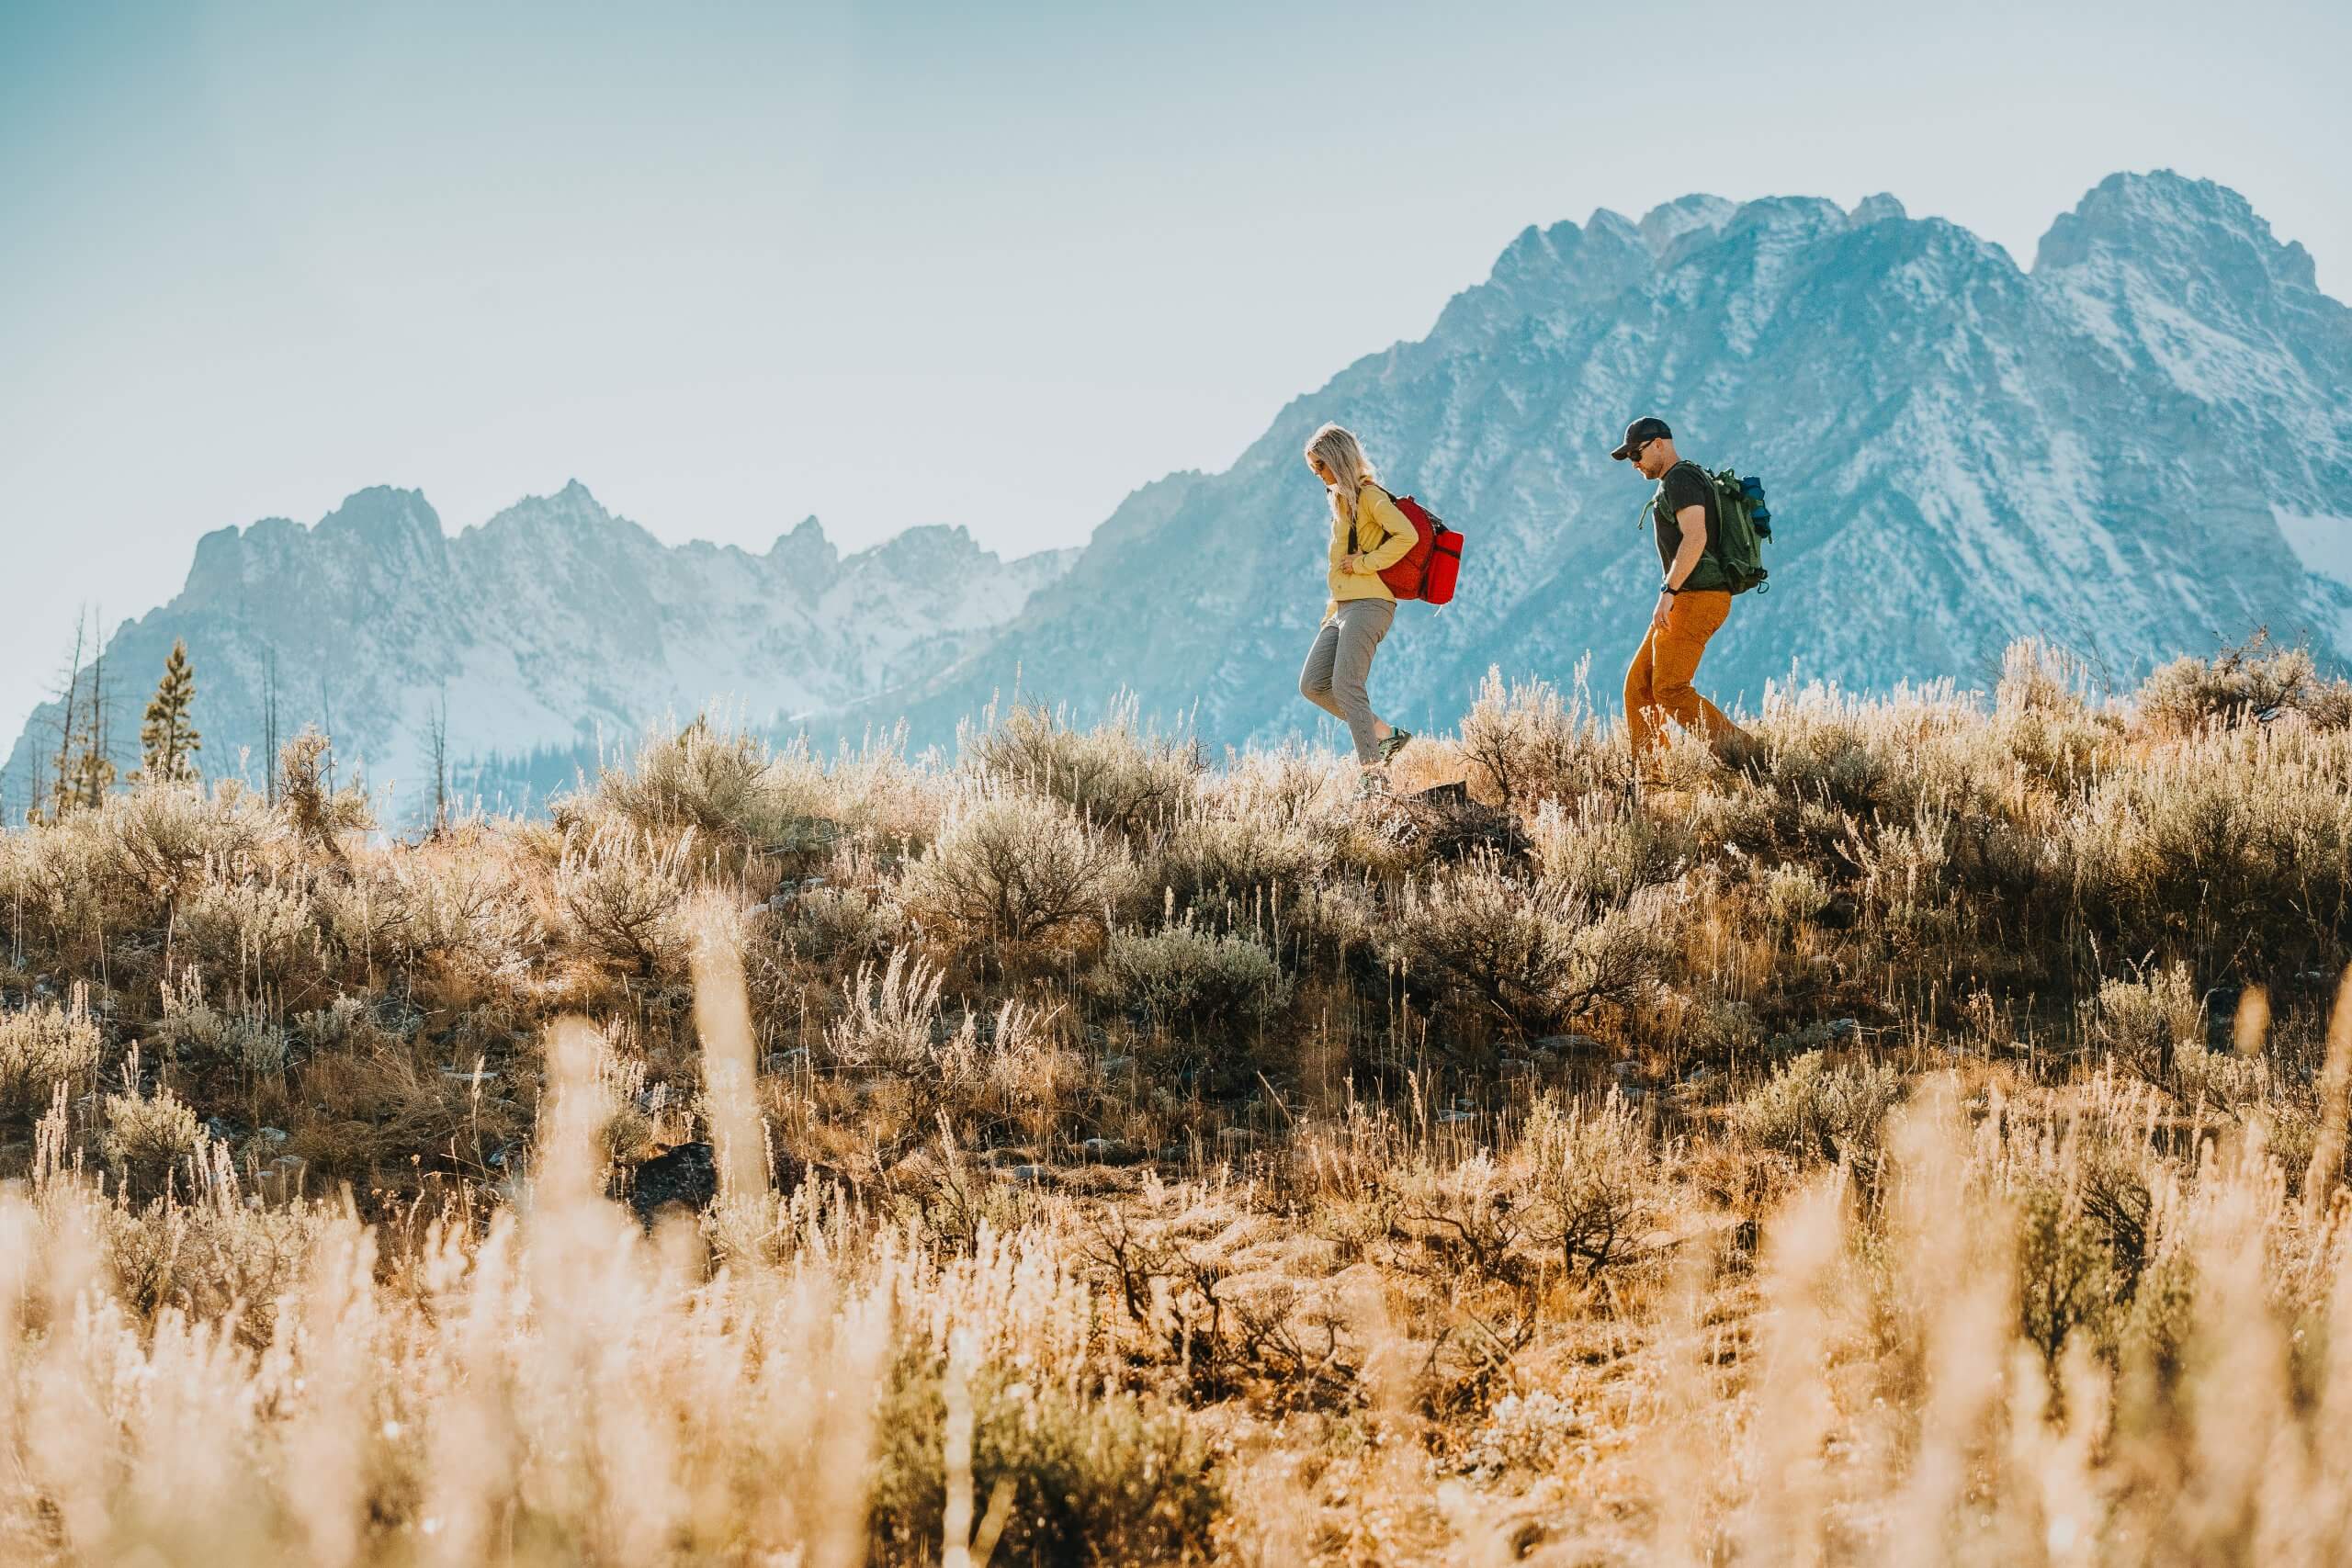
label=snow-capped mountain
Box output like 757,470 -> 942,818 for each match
863,171 -> 2352,750
1,482 -> 1074,817
12,171 -> 2347,806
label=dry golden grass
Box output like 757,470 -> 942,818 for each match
0,639 -> 2346,1562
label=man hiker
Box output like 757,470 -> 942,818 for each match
1611,416 -> 1752,772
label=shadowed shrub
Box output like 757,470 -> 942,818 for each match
592,717 -> 845,852
1091,920 -> 1292,1037
1391,859 -> 1671,1038
867,1358 -> 1223,1568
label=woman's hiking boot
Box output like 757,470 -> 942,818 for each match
1377,728 -> 1414,765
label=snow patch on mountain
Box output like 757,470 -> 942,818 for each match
2277,508 -> 2352,589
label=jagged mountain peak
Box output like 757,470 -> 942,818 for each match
1716,194 -> 1850,246
767,515 -> 840,583
1636,194 -> 1736,257
871,522 -> 981,557
474,479 -> 616,528
1849,193 -> 1907,227
2035,168 -> 2318,291
316,484 -> 437,530
775,514 -> 828,547
1434,211 -> 1649,340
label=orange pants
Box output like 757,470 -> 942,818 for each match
1624,589 -> 1747,760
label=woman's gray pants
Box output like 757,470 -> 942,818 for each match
1298,599 -> 1396,763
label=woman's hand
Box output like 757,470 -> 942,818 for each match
1339,554 -> 1363,575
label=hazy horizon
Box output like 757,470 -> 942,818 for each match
6,0 -> 2347,750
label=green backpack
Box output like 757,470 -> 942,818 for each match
1647,461 -> 1774,595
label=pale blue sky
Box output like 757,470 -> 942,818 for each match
4,0 -> 2346,743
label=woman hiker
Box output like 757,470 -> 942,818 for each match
1298,422 -> 1415,791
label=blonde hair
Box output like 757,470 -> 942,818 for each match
1304,423 -> 1379,525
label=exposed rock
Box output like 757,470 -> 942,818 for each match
627,1142 -> 718,1222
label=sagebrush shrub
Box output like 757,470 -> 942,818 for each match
103,780 -> 278,911
973,1000 -> 1086,1143
593,718 -> 841,852
820,959 -> 1085,1148
777,884 -> 907,963
1204,744 -> 1346,832
2135,632 -> 2351,734
2086,963 -> 2206,1081
967,701 -> 1200,837
1155,811 -> 1328,901
1528,795 -> 1690,903
373,839 -> 542,979
153,968 -> 290,1076
1759,862 -> 1835,929
102,1078 -> 205,1197
0,984 -> 102,1113
0,816 -> 114,948
1392,860 -> 1670,1038
901,795 -> 1139,951
824,950 -> 948,1073
1457,665 -> 1616,811
1091,920 -> 1291,1036
1510,1091 -> 1658,1275
555,824 -> 698,976
1461,1390 -> 1585,1479
1996,638 -> 2098,720
103,1193 -> 330,1348
867,1359 -> 1222,1567
2061,728 -> 2352,958
2015,1182 -> 2120,1370
276,729 -> 374,862
1734,1050 -> 1902,1165
176,874 -> 321,987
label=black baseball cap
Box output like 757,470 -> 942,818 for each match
1610,416 -> 1672,461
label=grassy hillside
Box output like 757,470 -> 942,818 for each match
1,637 -> 2350,1563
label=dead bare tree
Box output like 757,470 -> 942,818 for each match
426,682 -> 450,835
42,614 -> 87,823
262,647 -> 281,807
317,673 -> 337,794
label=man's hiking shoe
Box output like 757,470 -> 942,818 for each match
1377,728 -> 1414,765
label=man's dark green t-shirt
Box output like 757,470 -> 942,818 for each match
1654,462 -> 1729,592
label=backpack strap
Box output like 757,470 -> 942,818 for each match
1347,479 -> 1385,557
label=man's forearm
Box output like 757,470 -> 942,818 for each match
1665,505 -> 1708,590
1667,537 -> 1706,590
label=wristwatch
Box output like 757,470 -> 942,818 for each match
1660,583 -> 1680,595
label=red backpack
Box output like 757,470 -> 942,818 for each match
1353,491 -> 1464,605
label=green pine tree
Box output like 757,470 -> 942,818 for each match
138,639 -> 202,785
